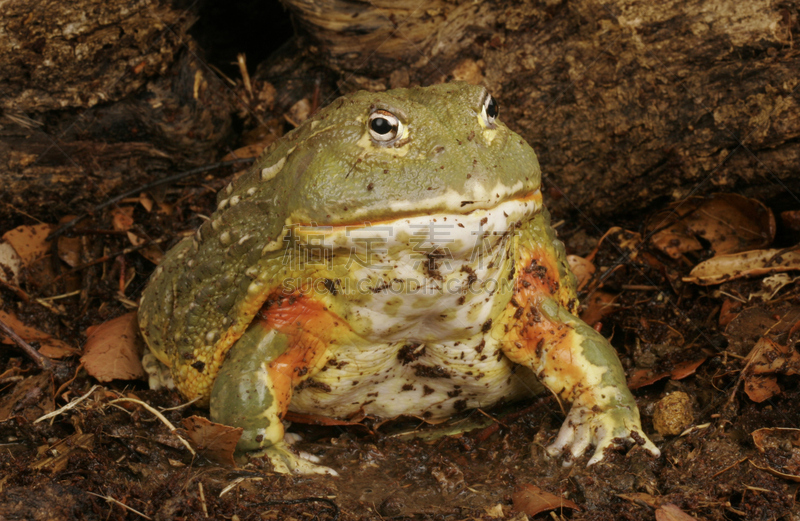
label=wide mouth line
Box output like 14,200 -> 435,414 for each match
289,190 -> 543,232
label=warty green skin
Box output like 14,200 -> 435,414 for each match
138,82 -> 659,473
138,82 -> 540,395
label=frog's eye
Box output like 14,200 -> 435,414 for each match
368,110 -> 403,143
481,94 -> 499,127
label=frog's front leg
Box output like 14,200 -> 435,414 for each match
501,296 -> 660,465
210,323 -> 336,475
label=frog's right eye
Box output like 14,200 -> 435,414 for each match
368,110 -> 403,144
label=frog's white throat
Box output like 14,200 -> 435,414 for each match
285,194 -> 542,344
287,195 -> 547,420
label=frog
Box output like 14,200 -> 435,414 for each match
138,81 -> 660,474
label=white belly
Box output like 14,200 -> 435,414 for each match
289,197 -> 544,418
290,333 -> 544,419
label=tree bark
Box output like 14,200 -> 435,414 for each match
0,0 -> 235,221
279,0 -> 800,221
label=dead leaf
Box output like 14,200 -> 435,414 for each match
0,241 -> 22,283
0,372 -> 54,422
648,194 -> 774,259
586,227 -> 643,263
111,207 -> 135,232
724,306 -> 784,356
285,98 -> 311,127
139,244 -> 164,265
742,337 -> 800,402
182,416 -> 242,466
628,357 -> 707,390
512,484 -> 580,516
781,210 -> 800,233
221,142 -> 271,162
2,224 -> 54,266
718,298 -> 742,328
567,255 -> 595,291
751,428 -> 800,480
126,231 -> 146,247
655,503 -> 699,521
749,273 -> 800,301
745,375 -> 781,402
138,193 -> 154,212
684,248 -> 800,285
0,309 -> 79,359
56,215 -> 82,268
81,312 -> 146,382
580,291 -> 617,327
747,337 -> 800,376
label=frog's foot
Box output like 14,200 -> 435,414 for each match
546,404 -> 660,466
252,441 -> 338,476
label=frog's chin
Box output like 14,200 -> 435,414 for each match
292,190 -> 543,261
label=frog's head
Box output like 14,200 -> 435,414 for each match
226,82 -> 541,230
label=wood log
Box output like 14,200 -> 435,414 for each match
279,0 -> 800,221
0,0 -> 235,221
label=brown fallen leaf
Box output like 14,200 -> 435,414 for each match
723,306 -> 790,356
81,312 -> 146,382
138,192 -> 154,212
628,357 -> 707,390
55,215 -> 83,268
139,244 -> 164,265
111,206 -> 135,232
0,309 -> 79,359
684,248 -> 800,285
745,375 -> 781,403
749,273 -> 800,302
655,503 -> 699,521
751,428 -> 800,481
781,210 -> 800,233
584,227 -> 642,263
2,224 -> 54,266
580,291 -> 617,327
748,337 -> 800,375
182,416 -> 242,466
648,194 -> 774,259
718,298 -> 742,328
126,230 -> 146,247
567,254 -> 596,291
743,337 -> 800,402
0,241 -> 22,283
221,141 -> 271,162
512,484 -> 580,516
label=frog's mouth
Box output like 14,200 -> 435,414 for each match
289,189 -> 543,263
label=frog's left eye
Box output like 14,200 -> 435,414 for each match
368,110 -> 403,144
481,94 -> 499,127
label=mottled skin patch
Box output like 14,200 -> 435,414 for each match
138,82 -> 659,474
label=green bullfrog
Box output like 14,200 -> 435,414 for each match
138,82 -> 660,474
